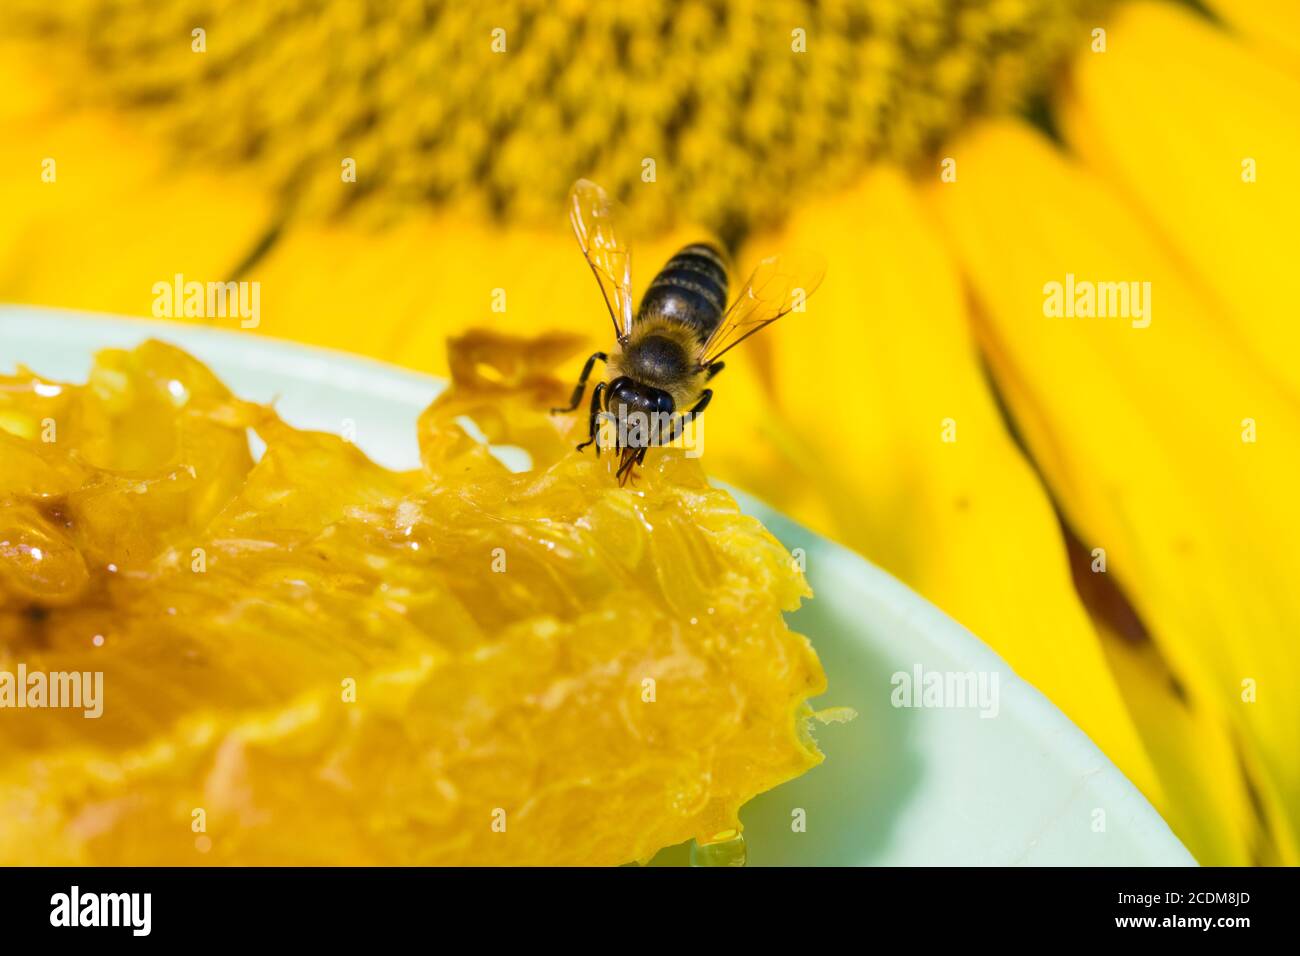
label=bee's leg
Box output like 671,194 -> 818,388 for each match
551,352 -> 608,413
666,389 -> 713,444
617,448 -> 644,486
576,381 -> 606,455
704,361 -> 725,382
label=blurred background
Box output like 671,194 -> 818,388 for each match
1,0 -> 1297,865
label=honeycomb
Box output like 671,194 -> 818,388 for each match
0,332 -> 826,864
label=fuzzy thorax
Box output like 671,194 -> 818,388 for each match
611,319 -> 709,411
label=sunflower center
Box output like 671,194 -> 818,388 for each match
15,0 -> 1105,243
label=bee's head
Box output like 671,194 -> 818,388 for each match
607,376 -> 675,449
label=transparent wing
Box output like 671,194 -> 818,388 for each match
569,179 -> 634,341
698,250 -> 826,366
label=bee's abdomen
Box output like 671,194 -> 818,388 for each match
638,243 -> 729,341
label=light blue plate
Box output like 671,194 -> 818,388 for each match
0,307 -> 1195,866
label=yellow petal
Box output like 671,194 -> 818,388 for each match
0,43 -> 272,317
1097,623 -> 1260,865
705,166 -> 1161,805
1202,0 -> 1300,77
1062,1 -> 1300,403
931,119 -> 1300,864
1072,543 -> 1258,865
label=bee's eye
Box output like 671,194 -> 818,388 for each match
655,393 -> 675,416
609,378 -> 635,408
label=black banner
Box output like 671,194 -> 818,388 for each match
0,866 -> 1289,941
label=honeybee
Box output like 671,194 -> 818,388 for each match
553,179 -> 825,484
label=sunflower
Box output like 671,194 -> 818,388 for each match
1,0 -> 1297,865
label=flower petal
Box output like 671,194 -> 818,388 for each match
1071,536 -> 1259,864
931,119 -> 1300,863
1096,621 -> 1258,865
1203,0 -> 1300,76
1062,1 -> 1300,403
0,44 -> 273,318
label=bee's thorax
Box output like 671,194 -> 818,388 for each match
613,320 -> 708,409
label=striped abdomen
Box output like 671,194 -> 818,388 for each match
637,243 -> 729,342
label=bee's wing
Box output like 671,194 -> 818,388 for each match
569,179 -> 634,341
698,250 -> 826,366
